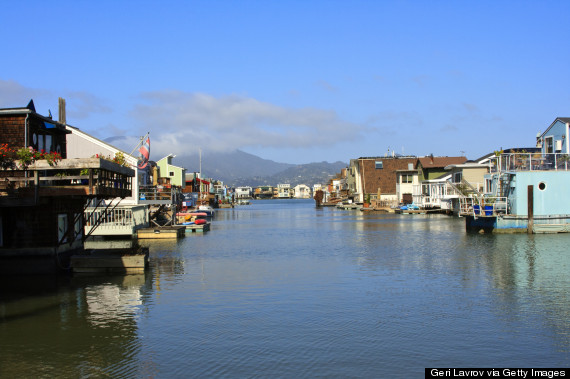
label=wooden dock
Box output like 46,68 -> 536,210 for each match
361,207 -> 394,213
137,226 -> 186,239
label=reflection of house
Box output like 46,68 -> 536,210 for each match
0,100 -> 135,273
294,184 -> 311,199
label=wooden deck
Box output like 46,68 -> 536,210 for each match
137,226 -> 186,239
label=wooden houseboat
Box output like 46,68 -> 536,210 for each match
0,100 -> 137,274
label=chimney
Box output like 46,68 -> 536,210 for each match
430,154 -> 434,164
58,97 -> 66,125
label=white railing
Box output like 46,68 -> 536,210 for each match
85,205 -> 148,236
459,196 -> 509,217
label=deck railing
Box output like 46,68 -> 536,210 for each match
0,158 -> 134,202
493,153 -> 570,173
459,196 -> 509,217
85,205 -> 149,236
138,185 -> 184,205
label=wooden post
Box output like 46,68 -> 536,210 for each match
89,168 -> 94,195
34,170 -> 39,204
527,185 -> 534,234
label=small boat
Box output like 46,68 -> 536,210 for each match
198,205 -> 215,217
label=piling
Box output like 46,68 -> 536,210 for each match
527,185 -> 534,234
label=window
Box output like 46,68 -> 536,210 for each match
170,171 -> 175,177
538,182 -> 546,191
453,172 -> 462,183
545,136 -> 554,154
58,214 -> 68,243
485,179 -> 493,194
375,161 -> 383,169
402,174 -> 412,184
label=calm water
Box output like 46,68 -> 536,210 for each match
1,199 -> 570,378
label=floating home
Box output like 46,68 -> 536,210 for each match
460,117 -> 570,233
0,101 -> 136,274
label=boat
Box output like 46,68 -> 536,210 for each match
198,205 -> 215,217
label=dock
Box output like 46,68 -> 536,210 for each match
137,226 -> 186,239
361,207 -> 394,213
185,223 -> 211,233
337,204 -> 362,210
71,248 -> 149,274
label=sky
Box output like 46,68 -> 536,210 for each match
1,1 -> 569,165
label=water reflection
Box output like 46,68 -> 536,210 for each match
0,273 -> 149,378
1,200 -> 570,377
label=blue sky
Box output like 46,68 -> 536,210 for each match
1,1 -> 569,165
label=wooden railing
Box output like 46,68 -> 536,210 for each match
0,158 -> 134,203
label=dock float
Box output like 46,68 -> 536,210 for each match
137,226 -> 186,239
71,248 -> 149,274
185,223 -> 210,233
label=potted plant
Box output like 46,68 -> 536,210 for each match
363,194 -> 370,208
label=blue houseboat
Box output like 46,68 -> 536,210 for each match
461,117 -> 570,233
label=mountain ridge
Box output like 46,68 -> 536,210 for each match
176,150 -> 346,187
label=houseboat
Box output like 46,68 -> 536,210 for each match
460,150 -> 570,233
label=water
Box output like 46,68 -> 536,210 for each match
1,199 -> 570,378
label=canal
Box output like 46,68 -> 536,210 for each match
1,199 -> 569,377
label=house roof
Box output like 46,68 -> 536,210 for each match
423,173 -> 452,182
540,117 -> 570,138
0,100 -> 69,134
417,156 -> 467,169
465,152 -> 494,164
66,124 -> 134,160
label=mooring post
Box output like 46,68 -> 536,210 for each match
34,170 -> 39,204
527,185 -> 534,234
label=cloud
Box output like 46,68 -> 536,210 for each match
314,80 -> 338,93
462,102 -> 479,112
66,91 -> 112,119
439,124 -> 458,132
130,91 -> 364,159
0,79 -> 52,107
0,79 -> 111,121
412,75 -> 430,87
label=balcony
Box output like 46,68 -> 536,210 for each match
493,153 -> 570,173
138,185 -> 184,205
0,158 -> 134,205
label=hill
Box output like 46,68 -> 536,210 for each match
177,150 -> 346,187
